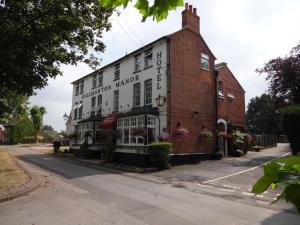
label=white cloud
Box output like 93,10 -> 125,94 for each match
30,0 -> 300,131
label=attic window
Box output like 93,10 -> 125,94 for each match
201,53 -> 209,70
227,93 -> 235,99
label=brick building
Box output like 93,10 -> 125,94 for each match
66,3 -> 245,165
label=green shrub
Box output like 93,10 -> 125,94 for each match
252,156 -> 300,213
281,105 -> 300,155
148,142 -> 171,169
231,149 -> 244,157
7,116 -> 34,144
213,151 -> 224,160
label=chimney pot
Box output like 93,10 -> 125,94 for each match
193,8 -> 197,14
185,3 -> 188,10
189,5 -> 192,12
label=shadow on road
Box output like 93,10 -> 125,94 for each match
261,211 -> 299,225
224,156 -> 276,167
16,153 -> 126,179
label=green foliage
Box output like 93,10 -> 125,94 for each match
252,156 -> 300,213
100,0 -> 184,21
280,104 -> 300,155
246,94 -> 281,134
42,130 -> 60,143
30,106 -> 46,142
0,0 -> 113,97
213,151 -> 224,160
256,43 -> 300,106
0,91 -> 29,126
6,115 -> 34,144
148,142 -> 171,169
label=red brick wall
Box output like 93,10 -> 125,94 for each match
217,65 -> 245,128
167,29 -> 217,154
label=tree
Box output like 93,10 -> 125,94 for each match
30,106 -> 47,142
0,0 -> 113,98
256,42 -> 300,107
42,125 -> 54,131
0,91 -> 29,126
101,0 -> 184,21
6,115 -> 34,144
246,94 -> 281,134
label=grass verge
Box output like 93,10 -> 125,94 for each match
0,148 -> 29,192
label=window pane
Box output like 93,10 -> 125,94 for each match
144,79 -> 152,105
114,64 -> 120,80
98,72 -> 103,87
138,115 -> 144,126
124,128 -> 129,144
113,90 -> 119,111
144,49 -> 152,68
98,94 -> 102,107
134,55 -> 141,71
133,83 -> 141,107
201,53 -> 209,70
131,117 -> 137,126
117,118 -> 123,127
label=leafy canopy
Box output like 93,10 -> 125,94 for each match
246,94 -> 281,135
100,0 -> 184,21
30,106 -> 47,134
252,156 -> 300,213
256,43 -> 300,107
0,0 -> 113,97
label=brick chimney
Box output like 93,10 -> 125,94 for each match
182,3 -> 200,34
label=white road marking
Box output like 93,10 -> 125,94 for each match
202,152 -> 290,184
242,192 -> 254,196
219,188 -> 235,192
197,184 -> 213,188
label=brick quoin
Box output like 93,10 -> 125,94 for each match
167,3 -> 217,154
216,64 -> 246,129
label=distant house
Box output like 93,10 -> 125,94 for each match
66,3 -> 245,165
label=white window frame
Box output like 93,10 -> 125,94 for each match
91,96 -> 96,108
113,90 -> 119,112
80,81 -> 84,94
144,79 -> 152,105
92,75 -> 97,89
201,53 -> 209,70
134,54 -> 141,72
75,83 -> 79,96
98,72 -> 103,87
116,115 -> 156,146
114,63 -> 120,80
133,82 -> 141,107
144,49 -> 153,68
97,94 -> 102,108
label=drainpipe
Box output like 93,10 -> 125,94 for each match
215,70 -> 219,152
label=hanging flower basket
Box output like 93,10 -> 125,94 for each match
175,128 -> 189,136
158,133 -> 169,142
131,127 -> 147,137
200,130 -> 213,139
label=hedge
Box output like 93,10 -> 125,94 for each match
148,142 -> 171,169
281,104 -> 300,155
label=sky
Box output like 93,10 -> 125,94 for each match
30,0 -> 300,131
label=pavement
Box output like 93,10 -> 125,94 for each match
0,144 -> 298,225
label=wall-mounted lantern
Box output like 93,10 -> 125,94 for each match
155,94 -> 166,107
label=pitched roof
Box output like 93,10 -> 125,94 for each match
215,62 -> 245,93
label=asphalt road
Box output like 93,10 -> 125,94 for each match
0,145 -> 299,225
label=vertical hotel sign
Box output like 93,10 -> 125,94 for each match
156,51 -> 162,90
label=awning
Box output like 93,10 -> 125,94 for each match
98,112 -> 119,129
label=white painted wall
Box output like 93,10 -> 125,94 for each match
67,39 -> 168,137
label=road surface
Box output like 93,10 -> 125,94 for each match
0,145 -> 298,225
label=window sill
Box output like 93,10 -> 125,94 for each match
201,67 -> 210,71
143,65 -> 153,71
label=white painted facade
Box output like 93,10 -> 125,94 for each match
67,38 -> 168,145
